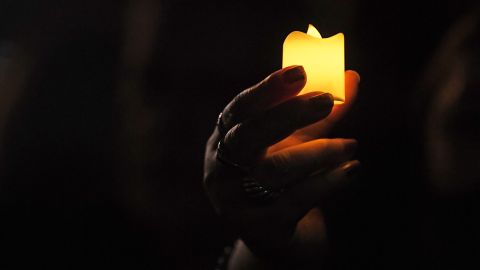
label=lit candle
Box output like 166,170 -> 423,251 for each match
283,24 -> 345,103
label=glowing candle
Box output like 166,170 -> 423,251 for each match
283,24 -> 345,103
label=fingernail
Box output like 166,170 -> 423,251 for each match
333,95 -> 345,102
353,71 -> 361,83
326,160 -> 360,185
341,160 -> 360,178
344,140 -> 358,156
309,92 -> 334,108
283,66 -> 305,84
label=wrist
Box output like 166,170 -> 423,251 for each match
229,238 -> 327,270
231,209 -> 329,269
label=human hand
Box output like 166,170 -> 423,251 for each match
267,68 -> 360,153
203,66 -> 360,264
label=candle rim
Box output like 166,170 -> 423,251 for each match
283,31 -> 344,46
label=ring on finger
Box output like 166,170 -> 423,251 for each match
242,177 -> 284,203
216,140 -> 283,203
216,139 -> 252,174
216,112 -> 229,138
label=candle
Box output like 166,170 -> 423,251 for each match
283,24 -> 345,103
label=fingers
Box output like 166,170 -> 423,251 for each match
280,160 -> 360,220
223,92 -> 334,164
296,70 -> 361,139
221,65 -> 306,131
331,70 -> 361,120
255,139 -> 357,190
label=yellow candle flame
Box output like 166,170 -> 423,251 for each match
283,24 -> 345,103
306,24 -> 322,38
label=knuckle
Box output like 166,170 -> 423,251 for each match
225,123 -> 256,154
285,98 -> 311,123
206,132 -> 219,150
320,140 -> 336,154
224,123 -> 242,146
227,88 -> 253,123
230,93 -> 246,115
319,139 -> 342,156
270,151 -> 292,172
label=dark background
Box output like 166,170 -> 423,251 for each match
0,0 -> 477,269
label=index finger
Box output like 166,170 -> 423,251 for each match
296,70 -> 361,139
221,65 -> 307,131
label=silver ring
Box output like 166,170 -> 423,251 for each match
216,139 -> 252,174
242,177 -> 283,203
216,112 -> 229,138
215,113 -> 283,203
216,140 -> 282,203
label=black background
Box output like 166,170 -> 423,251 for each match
0,0 -> 477,269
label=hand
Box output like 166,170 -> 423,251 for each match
203,66 -> 360,266
268,68 -> 360,152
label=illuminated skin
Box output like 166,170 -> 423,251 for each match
203,66 -> 360,269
